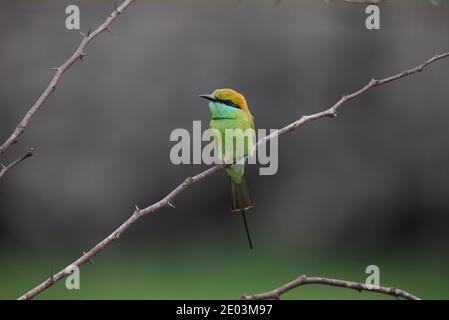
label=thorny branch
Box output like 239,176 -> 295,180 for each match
0,0 -> 136,158
17,51 -> 449,300
240,274 -> 420,300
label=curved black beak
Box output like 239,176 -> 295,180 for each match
199,94 -> 218,102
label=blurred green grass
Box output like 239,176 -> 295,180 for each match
1,245 -> 448,299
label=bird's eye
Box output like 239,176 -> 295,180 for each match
220,98 -> 240,109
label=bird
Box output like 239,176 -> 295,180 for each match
200,88 -> 255,249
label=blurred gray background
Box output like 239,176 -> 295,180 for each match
1,0 -> 449,253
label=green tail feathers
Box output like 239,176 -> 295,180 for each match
230,175 -> 254,212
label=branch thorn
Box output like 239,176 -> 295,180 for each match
328,110 -> 337,118
49,272 -> 55,285
26,148 -> 34,157
82,251 -> 95,265
167,201 -> 176,208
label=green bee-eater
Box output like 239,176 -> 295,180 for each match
200,88 -> 255,249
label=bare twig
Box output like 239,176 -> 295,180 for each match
17,165 -> 223,300
0,0 -> 136,157
240,274 -> 420,300
17,52 -> 449,300
256,52 -> 449,148
0,148 -> 33,180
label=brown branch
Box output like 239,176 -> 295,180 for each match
17,51 -> 449,300
240,274 -> 420,300
0,0 -> 136,157
256,52 -> 449,147
0,148 -> 33,180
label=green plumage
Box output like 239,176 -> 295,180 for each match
201,88 -> 255,249
208,101 -> 255,212
229,173 -> 254,212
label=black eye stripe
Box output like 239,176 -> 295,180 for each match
219,98 -> 240,109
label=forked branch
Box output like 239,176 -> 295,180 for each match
0,148 -> 34,180
17,52 -> 449,299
